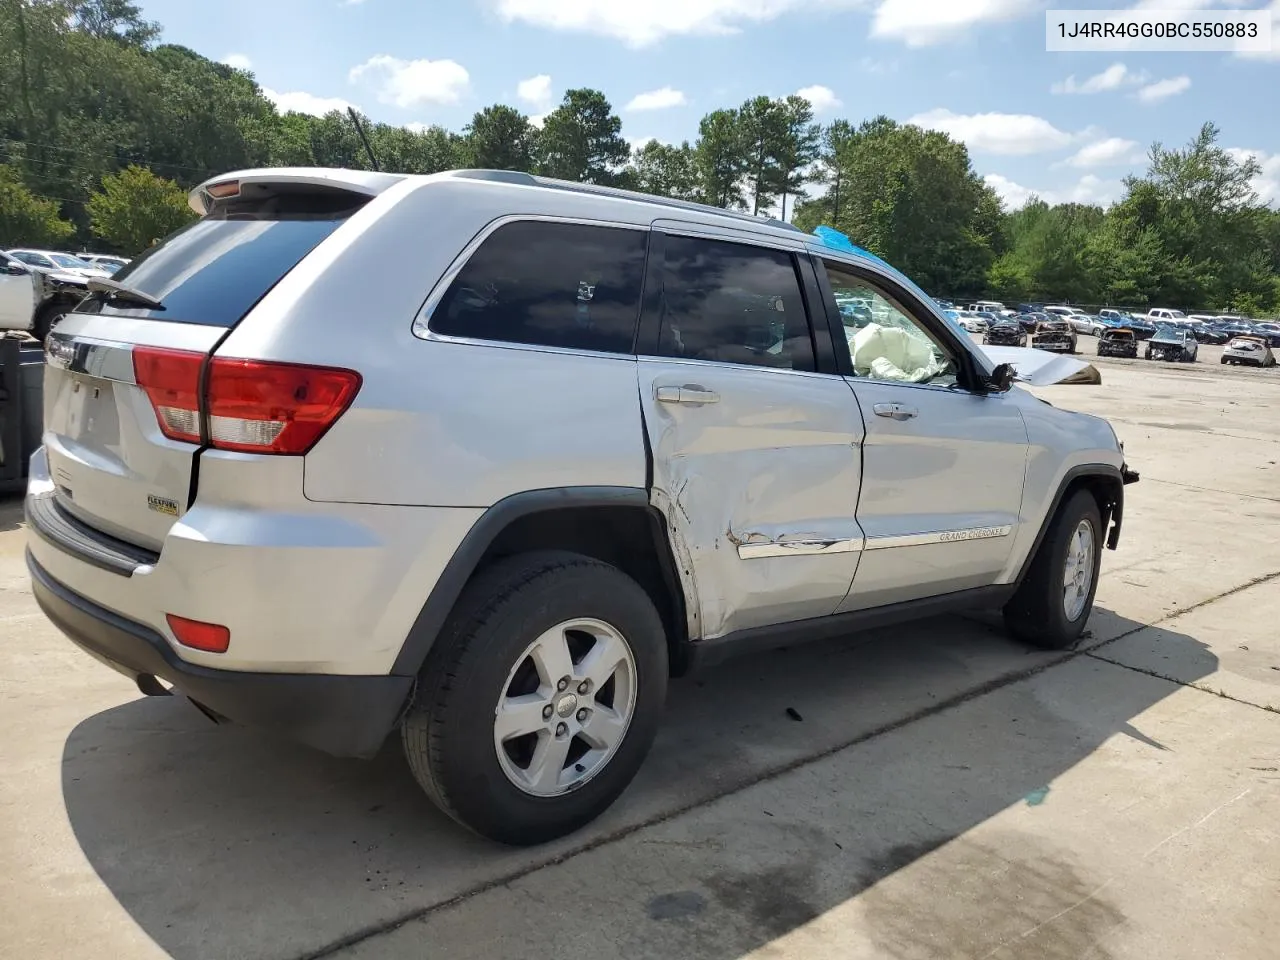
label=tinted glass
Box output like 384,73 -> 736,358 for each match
78,215 -> 350,327
656,236 -> 814,371
11,252 -> 48,267
432,221 -> 646,354
823,259 -> 958,387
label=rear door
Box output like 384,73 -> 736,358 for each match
636,229 -> 865,640
41,186 -> 369,550
813,256 -> 1029,611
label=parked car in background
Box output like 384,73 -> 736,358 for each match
1250,322 -> 1280,348
1222,335 -> 1276,367
1123,315 -> 1157,340
1032,317 -> 1078,353
1146,308 -> 1189,324
77,253 -> 131,274
1097,309 -> 1128,322
1192,323 -> 1231,345
1097,326 -> 1138,358
953,310 -> 989,333
22,166 -> 1137,845
0,250 -> 91,341
1018,311 -> 1048,333
933,298 -> 955,310
6,249 -> 112,279
1145,325 -> 1198,362
970,300 -> 1005,314
983,315 -> 1027,347
1044,305 -> 1085,320
1016,303 -> 1045,314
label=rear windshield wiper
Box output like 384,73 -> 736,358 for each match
86,277 -> 165,310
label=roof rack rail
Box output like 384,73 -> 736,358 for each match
445,169 -> 805,234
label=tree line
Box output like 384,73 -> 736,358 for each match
2,0 -> 1278,313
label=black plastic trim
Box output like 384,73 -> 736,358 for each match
29,551 -> 410,759
798,254 -> 839,375
634,229 -> 666,358
685,584 -> 1017,673
390,486 -> 653,677
1013,464 -> 1125,583
26,493 -> 159,576
808,253 -> 855,377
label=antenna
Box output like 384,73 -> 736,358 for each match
347,107 -> 380,172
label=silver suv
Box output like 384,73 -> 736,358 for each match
26,168 -> 1138,845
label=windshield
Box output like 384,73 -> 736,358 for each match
1155,324 -> 1183,337
49,253 -> 92,268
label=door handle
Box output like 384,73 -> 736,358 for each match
656,385 -> 720,405
873,402 -> 918,421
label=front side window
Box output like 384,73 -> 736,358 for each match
431,220 -> 647,355
11,252 -> 50,268
655,236 -> 814,371
823,259 -> 959,388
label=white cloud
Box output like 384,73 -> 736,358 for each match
348,55 -> 470,108
1064,137 -> 1143,168
1136,75 -> 1191,103
494,0 -> 865,47
871,0 -> 1037,47
405,122 -> 429,133
625,87 -> 688,111
221,53 -> 252,70
1051,62 -> 1148,95
906,108 -> 1075,155
1226,148 -> 1280,205
985,172 -> 1125,209
262,87 -> 356,117
517,74 -> 554,111
528,113 -> 549,129
796,84 -> 841,113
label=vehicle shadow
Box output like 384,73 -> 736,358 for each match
0,495 -> 25,533
60,609 -> 1216,960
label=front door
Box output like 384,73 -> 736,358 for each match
816,256 -> 1029,611
636,232 -> 865,639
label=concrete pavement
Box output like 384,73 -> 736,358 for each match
0,360 -> 1277,960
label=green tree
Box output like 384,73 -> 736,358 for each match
737,96 -> 785,215
86,164 -> 194,253
812,119 -> 855,225
693,108 -> 747,208
768,95 -> 821,221
536,89 -> 629,185
0,165 -> 75,247
630,140 -> 699,201
461,105 -> 536,171
70,0 -> 160,47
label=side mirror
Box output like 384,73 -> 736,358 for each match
987,362 -> 1016,392
4,262 -> 26,276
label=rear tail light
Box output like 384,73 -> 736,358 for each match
133,348 -> 361,455
166,614 -> 230,653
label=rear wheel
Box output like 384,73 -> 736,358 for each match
32,298 -> 73,343
1004,489 -> 1103,650
402,551 -> 668,845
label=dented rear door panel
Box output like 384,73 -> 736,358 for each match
637,360 -> 865,640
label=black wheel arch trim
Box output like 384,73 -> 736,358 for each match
1013,463 -> 1129,588
390,486 -> 672,678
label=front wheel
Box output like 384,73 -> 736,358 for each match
402,551 -> 668,845
1004,489 -> 1103,650
32,299 -> 73,343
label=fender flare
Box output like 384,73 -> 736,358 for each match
1012,463 -> 1128,587
390,486 -> 659,678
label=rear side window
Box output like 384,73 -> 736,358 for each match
77,213 -> 352,327
431,221 -> 647,354
656,236 -> 815,372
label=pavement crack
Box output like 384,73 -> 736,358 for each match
1138,476 -> 1280,503
296,568 -> 1280,960
1084,651 -> 1278,714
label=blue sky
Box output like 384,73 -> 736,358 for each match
138,0 -> 1280,210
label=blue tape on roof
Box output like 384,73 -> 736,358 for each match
812,225 -> 940,311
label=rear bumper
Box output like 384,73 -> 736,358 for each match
29,550 -> 412,758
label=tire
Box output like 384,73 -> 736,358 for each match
1220,357 -> 1228,364
402,550 -> 668,845
32,299 -> 71,343
1003,489 -> 1103,650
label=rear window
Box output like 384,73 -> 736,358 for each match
430,220 -> 647,354
78,209 -> 353,328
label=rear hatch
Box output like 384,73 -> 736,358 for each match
41,176 -> 379,551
